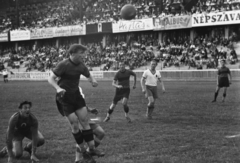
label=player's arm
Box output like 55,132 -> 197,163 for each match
30,121 -> 39,162
6,116 -> 17,158
82,66 -> 98,87
158,77 -> 166,93
87,73 -> 98,87
48,71 -> 65,93
140,76 -> 146,94
112,80 -> 122,88
87,106 -> 98,115
228,70 -> 232,84
216,69 -> 220,86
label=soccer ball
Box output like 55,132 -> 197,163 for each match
120,4 -> 137,20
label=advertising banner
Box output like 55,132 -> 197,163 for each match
10,73 -> 31,80
154,15 -> 192,30
10,30 -> 31,41
0,32 -> 8,42
30,72 -> 50,80
81,71 -> 104,80
69,25 -> 86,36
112,18 -> 153,33
30,28 -> 54,40
54,25 -> 86,37
192,10 -> 240,27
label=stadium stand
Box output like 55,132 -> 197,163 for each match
0,0 -> 239,72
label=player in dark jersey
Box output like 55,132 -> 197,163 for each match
48,44 -> 103,162
56,87 -> 105,163
0,101 -> 45,163
212,59 -> 232,102
103,61 -> 136,123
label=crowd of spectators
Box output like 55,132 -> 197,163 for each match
1,0 -> 240,32
157,31 -> 239,69
0,41 -> 155,72
192,0 -> 240,14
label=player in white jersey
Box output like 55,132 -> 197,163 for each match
2,69 -> 9,83
140,59 -> 165,119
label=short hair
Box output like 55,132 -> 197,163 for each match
220,59 -> 226,63
151,58 -> 159,63
18,101 -> 32,109
68,44 -> 87,54
119,61 -> 126,65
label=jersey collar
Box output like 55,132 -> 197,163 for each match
69,58 -> 80,66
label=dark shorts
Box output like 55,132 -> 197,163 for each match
146,85 -> 158,99
3,75 -> 8,78
218,77 -> 230,88
56,100 -> 100,130
12,129 -> 32,141
56,90 -> 86,116
113,88 -> 130,104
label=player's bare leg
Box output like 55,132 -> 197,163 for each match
122,98 -> 131,123
75,126 -> 105,162
147,96 -> 155,119
67,113 -> 96,163
75,107 -> 104,157
0,146 -> 8,158
222,87 -> 227,102
212,87 -> 221,102
12,141 -> 23,159
23,131 -> 45,156
103,103 -> 116,122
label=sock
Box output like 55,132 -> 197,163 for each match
214,92 -> 218,100
94,141 -> 100,148
72,130 -> 84,144
108,108 -> 113,115
82,129 -> 94,143
123,105 -> 129,113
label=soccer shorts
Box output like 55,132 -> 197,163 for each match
3,75 -> 8,78
56,100 -> 100,130
56,89 -> 86,116
12,129 -> 32,141
218,77 -> 230,88
146,85 -> 158,99
113,88 -> 130,104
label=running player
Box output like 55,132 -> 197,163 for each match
103,61 -> 136,123
48,44 -> 103,162
212,59 -> 232,103
140,59 -> 166,119
0,101 -> 45,163
56,87 -> 105,163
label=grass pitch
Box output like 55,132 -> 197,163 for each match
0,80 -> 239,163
